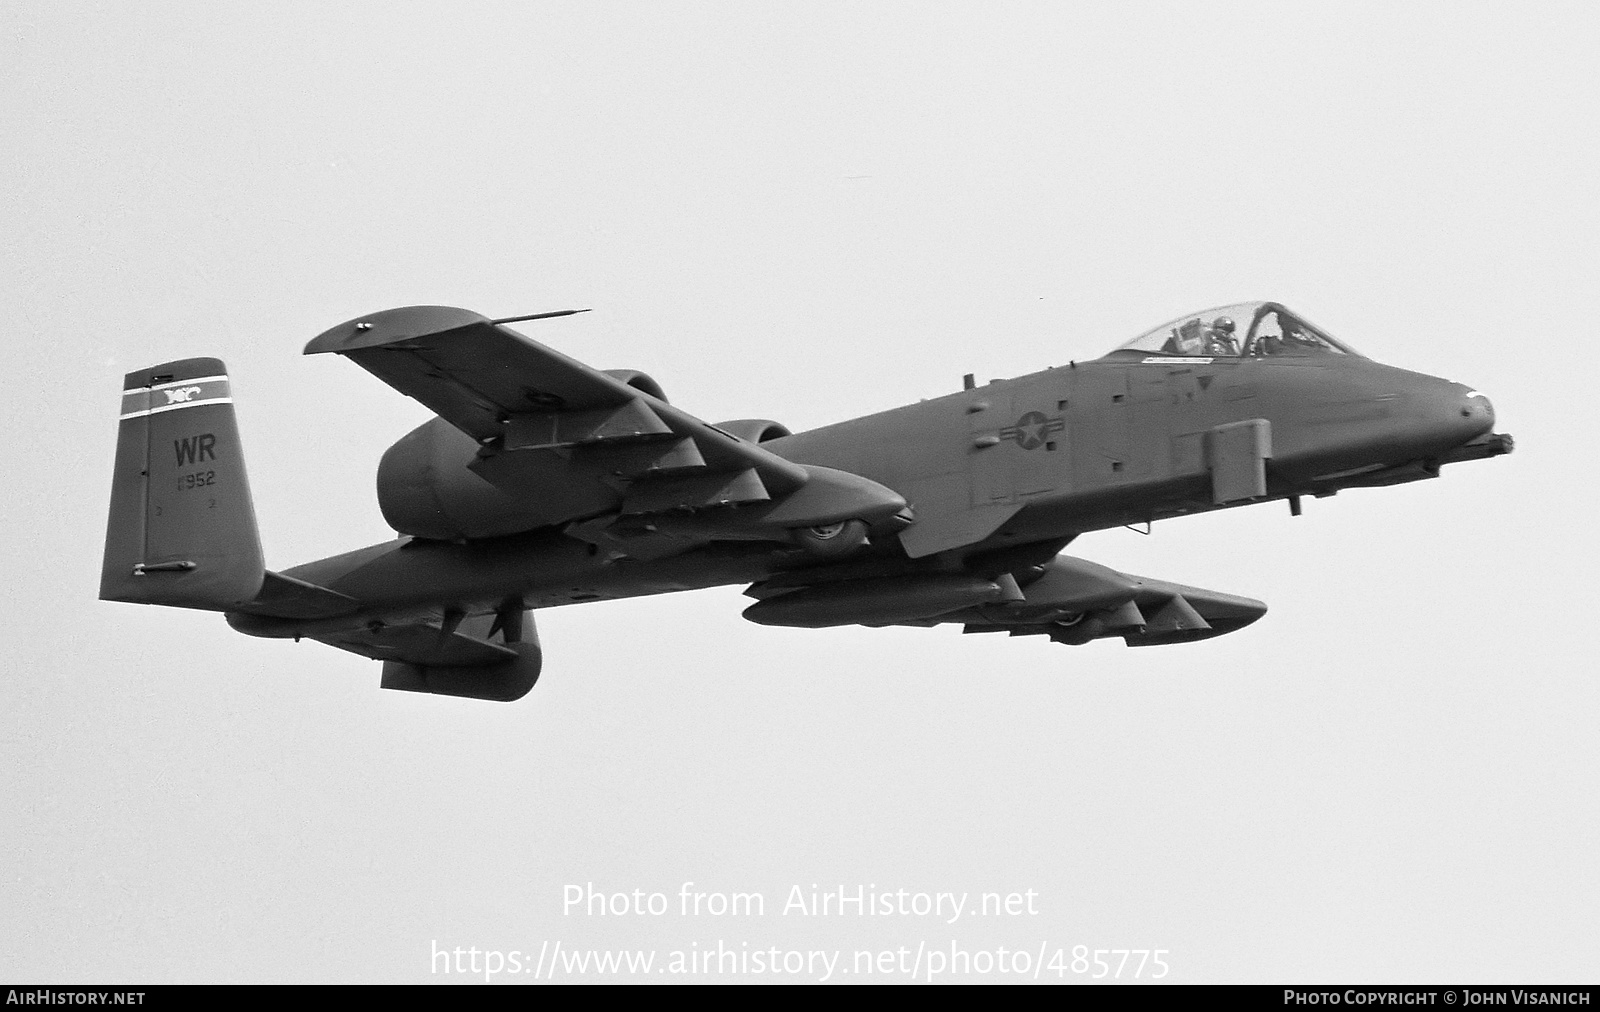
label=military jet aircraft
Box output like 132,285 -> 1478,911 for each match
101,301 -> 1511,701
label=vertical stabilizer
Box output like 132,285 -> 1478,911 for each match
100,358 -> 266,609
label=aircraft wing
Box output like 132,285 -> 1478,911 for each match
306,306 -> 906,547
743,554 -> 1267,647
306,305 -> 808,490
956,564 -> 1270,647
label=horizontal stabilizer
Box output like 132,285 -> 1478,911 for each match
311,609 -> 543,703
228,600 -> 542,701
236,571 -> 360,620
313,620 -> 518,667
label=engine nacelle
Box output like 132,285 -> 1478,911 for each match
713,419 -> 792,443
377,417 -> 587,540
602,369 -> 668,402
377,371 -> 674,540
377,402 -> 814,541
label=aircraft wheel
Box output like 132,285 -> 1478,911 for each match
790,519 -> 868,558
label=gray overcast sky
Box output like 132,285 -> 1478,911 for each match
3,2 -> 1596,983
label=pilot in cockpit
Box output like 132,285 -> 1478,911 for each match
1205,316 -> 1238,356
1118,302 -> 1357,361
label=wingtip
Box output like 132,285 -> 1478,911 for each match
303,306 -> 489,356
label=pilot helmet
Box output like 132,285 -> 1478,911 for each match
1212,316 -> 1235,334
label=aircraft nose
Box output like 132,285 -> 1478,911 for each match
1459,388 -> 1496,434
1431,383 -> 1495,448
1393,376 -> 1497,455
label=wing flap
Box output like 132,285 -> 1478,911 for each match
312,621 -> 519,667
504,400 -> 674,450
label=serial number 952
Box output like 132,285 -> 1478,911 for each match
176,470 -> 216,491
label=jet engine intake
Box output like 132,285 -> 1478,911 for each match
602,369 -> 668,402
713,419 -> 793,443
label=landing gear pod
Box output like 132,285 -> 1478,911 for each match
790,519 -> 869,558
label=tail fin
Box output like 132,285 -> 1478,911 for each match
100,358 -> 266,610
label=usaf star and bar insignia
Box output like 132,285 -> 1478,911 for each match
998,411 -> 1065,450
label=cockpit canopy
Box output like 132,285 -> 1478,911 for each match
1110,301 -> 1361,359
